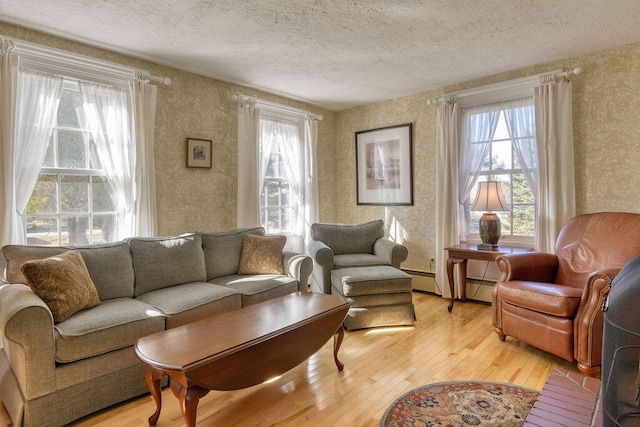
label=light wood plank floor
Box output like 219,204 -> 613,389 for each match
0,292 -> 578,427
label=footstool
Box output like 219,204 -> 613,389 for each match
331,265 -> 415,330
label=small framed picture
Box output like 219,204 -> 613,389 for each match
355,123 -> 413,205
185,138 -> 212,168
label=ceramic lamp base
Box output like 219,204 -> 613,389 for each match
478,212 -> 501,246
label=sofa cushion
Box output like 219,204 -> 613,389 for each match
128,233 -> 207,297
212,274 -> 298,306
136,281 -> 242,328
200,227 -> 265,280
238,234 -> 286,275
54,297 -> 165,363
21,250 -> 101,323
311,220 -> 384,255
2,242 -> 135,300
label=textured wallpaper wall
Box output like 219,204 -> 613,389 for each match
0,23 -> 336,236
333,42 -> 640,272
3,23 -> 640,274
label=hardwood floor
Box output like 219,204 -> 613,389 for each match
0,292 -> 578,426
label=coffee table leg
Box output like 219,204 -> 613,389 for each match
145,367 -> 164,426
170,379 -> 209,427
333,325 -> 345,371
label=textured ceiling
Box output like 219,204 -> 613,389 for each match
1,0 -> 640,111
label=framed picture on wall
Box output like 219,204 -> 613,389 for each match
355,123 -> 413,205
185,138 -> 212,168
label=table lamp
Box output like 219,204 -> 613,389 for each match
470,181 -> 509,249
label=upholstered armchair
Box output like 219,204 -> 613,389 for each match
492,212 -> 640,376
307,220 -> 408,294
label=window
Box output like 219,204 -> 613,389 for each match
462,99 -> 537,243
25,81 -> 118,245
258,116 -> 303,235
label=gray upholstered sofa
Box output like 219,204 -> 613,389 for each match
0,227 -> 312,427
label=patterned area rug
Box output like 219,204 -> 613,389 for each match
380,380 -> 539,427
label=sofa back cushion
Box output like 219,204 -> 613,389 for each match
128,233 -> 206,296
200,227 -> 265,280
311,220 -> 384,255
2,242 -> 135,300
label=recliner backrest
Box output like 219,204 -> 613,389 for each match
555,212 -> 640,288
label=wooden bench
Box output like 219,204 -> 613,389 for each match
524,369 -> 602,426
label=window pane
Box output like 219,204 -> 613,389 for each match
265,153 -> 278,178
280,182 -> 290,206
27,174 -> 58,214
93,214 -> 117,243
512,205 -> 536,235
266,181 -> 280,206
512,173 -> 534,204
58,88 -> 82,128
58,130 -> 86,168
89,135 -> 103,169
92,176 -> 116,211
490,140 -> 511,170
62,215 -> 89,245
61,175 -> 89,212
26,217 -> 58,246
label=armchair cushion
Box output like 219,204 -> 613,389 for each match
333,253 -> 389,269
311,220 -> 384,254
497,280 -> 583,317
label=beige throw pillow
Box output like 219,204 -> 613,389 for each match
21,249 -> 101,323
237,234 -> 286,275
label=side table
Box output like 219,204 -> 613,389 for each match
444,243 -> 532,312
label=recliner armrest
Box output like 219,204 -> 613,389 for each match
373,238 -> 408,268
495,252 -> 559,283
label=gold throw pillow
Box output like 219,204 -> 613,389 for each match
21,249 -> 101,323
237,234 -> 286,275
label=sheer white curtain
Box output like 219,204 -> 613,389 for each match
79,82 -> 134,240
130,81 -> 158,237
237,99 -> 260,228
435,102 -> 460,298
534,81 -> 576,252
0,46 -> 18,246
503,98 -> 537,197
458,105 -> 500,242
303,118 -> 319,251
2,68 -> 63,245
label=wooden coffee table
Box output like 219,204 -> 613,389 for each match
135,291 -> 350,427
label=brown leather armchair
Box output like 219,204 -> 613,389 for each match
492,212 -> 640,376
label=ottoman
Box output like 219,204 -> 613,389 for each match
331,265 -> 415,330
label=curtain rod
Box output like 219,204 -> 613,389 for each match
233,94 -> 323,120
0,36 -> 171,86
427,67 -> 582,105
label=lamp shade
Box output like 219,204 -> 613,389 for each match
470,181 -> 509,212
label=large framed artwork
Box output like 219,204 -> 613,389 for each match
355,123 -> 413,205
185,138 -> 212,168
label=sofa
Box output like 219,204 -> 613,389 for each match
0,227 -> 312,427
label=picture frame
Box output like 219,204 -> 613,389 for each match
185,138 -> 212,168
355,123 -> 413,206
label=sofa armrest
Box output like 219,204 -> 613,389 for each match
574,270 -> 615,374
282,251 -> 313,292
307,240 -> 334,294
495,252 -> 559,283
373,238 -> 408,268
0,284 -> 56,399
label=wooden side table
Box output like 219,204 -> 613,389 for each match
444,243 -> 532,312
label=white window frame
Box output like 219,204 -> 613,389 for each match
258,109 -> 305,236
458,91 -> 537,248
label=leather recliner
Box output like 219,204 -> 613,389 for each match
492,212 -> 640,376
